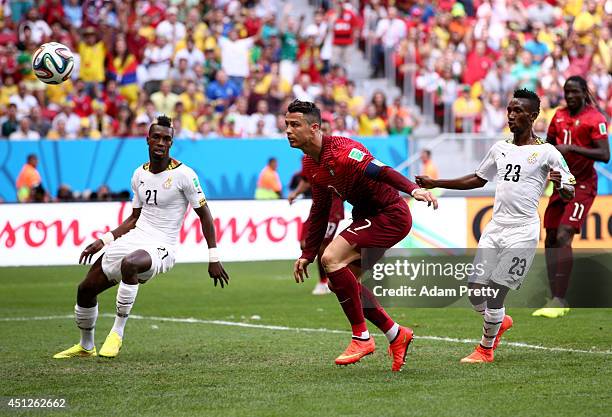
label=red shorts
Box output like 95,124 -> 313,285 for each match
544,184 -> 596,231
339,199 -> 412,249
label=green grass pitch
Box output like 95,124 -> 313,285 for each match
0,261 -> 610,417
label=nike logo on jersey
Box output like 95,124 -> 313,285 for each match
501,153 -> 506,157
139,181 -> 145,187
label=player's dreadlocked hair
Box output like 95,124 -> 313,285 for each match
513,88 -> 540,114
565,75 -> 609,120
287,99 -> 322,125
149,114 -> 174,136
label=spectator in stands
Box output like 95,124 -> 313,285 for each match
16,154 -> 41,202
71,79 -> 94,118
526,0 -> 557,26
330,1 -> 361,66
52,102 -> 81,137
482,61 -> 516,99
29,107 -> 51,138
19,7 -> 51,44
453,85 -> 482,133
64,0 -> 83,28
172,118 -> 195,140
419,149 -> 439,180
141,34 -> 174,94
371,91 -> 388,122
1,103 -> 19,138
106,36 -> 139,105
248,99 -> 276,137
174,101 -> 197,134
174,36 -> 205,71
371,6 -> 406,78
112,104 -> 134,138
156,7 -> 185,45
47,118 -> 76,140
89,101 -> 113,138
511,51 -> 540,91
206,70 -> 241,112
9,117 -> 40,140
255,157 -> 282,199
278,8 -> 303,85
78,26 -> 107,94
151,80 -> 179,117
464,40 -> 494,85
358,104 -> 387,136
169,57 -> 197,92
219,27 -> 257,87
481,93 -> 507,134
292,74 -> 320,102
524,24 -> 550,65
9,82 -> 38,120
56,184 -> 74,202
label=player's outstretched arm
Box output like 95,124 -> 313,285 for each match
79,208 -> 142,264
194,205 -> 230,288
365,163 -> 439,209
288,178 -> 311,205
416,174 -> 487,191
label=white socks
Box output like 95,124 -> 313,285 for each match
481,307 -> 505,348
352,330 -> 370,341
75,304 -> 98,351
385,323 -> 400,343
472,301 -> 486,316
110,282 -> 139,338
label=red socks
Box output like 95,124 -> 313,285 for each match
359,283 -> 395,333
327,267 -> 368,338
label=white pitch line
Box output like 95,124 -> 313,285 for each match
1,314 -> 611,356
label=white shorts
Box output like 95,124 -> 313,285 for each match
469,221 -> 540,290
101,229 -> 176,284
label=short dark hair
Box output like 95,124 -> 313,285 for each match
149,114 -> 174,136
513,88 -> 540,114
27,153 -> 37,163
287,99 -> 321,125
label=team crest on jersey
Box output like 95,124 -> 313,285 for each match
600,123 -> 607,135
527,152 -> 538,164
575,120 -> 580,126
348,148 -> 364,161
163,177 -> 172,189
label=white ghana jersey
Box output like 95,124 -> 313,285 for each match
475,139 -> 575,226
130,159 -> 206,248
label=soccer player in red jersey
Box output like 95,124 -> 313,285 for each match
285,100 -> 438,371
535,76 -> 610,318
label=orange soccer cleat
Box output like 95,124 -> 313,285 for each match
335,338 -> 376,366
460,345 -> 494,363
388,326 -> 414,372
492,315 -> 513,350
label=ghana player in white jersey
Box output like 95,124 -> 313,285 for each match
417,89 -> 575,363
54,115 -> 229,359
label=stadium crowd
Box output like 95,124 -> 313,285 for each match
0,0 -> 609,142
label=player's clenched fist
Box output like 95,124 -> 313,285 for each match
293,258 -> 310,283
415,175 -> 435,189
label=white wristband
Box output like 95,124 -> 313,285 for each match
101,231 -> 115,246
209,248 -> 219,263
411,188 -> 420,197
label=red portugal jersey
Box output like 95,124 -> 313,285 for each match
547,105 -> 608,188
300,135 -> 402,260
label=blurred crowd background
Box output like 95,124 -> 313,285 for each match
0,0 -> 608,142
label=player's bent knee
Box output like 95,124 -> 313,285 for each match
320,249 -> 349,273
120,250 -> 152,282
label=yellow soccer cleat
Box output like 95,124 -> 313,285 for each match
53,344 -> 97,359
98,331 -> 123,358
532,307 -> 570,318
